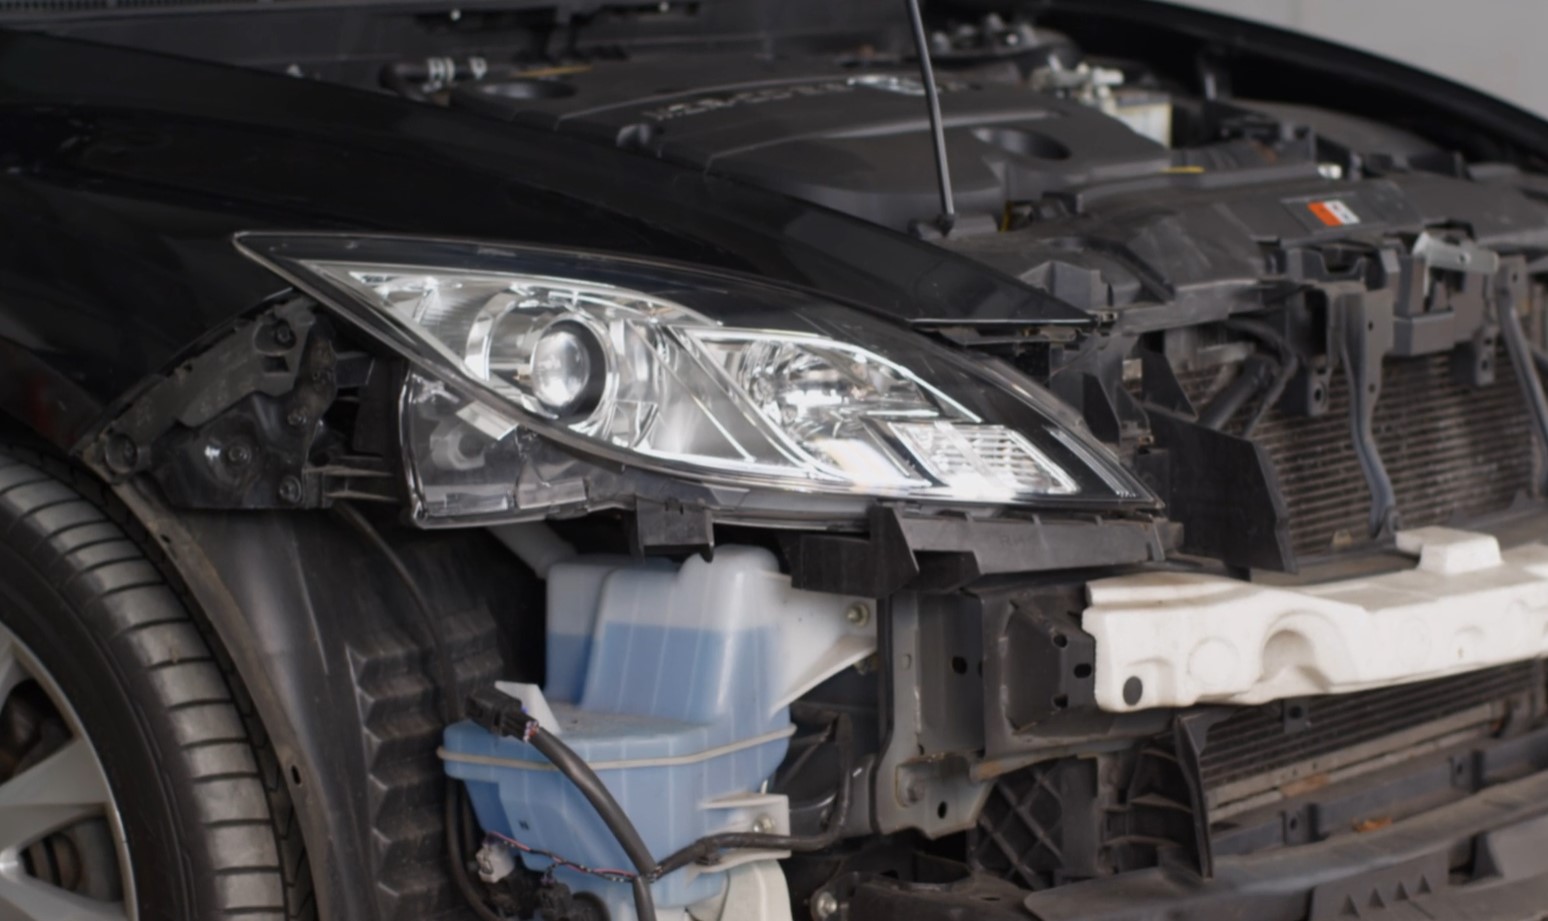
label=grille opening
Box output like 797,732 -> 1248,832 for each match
971,663 -> 1546,893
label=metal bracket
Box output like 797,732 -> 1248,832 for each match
872,593 -> 991,838
96,298 -> 319,474
88,299 -> 357,509
1413,231 -> 1501,290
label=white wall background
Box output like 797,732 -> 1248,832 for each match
1168,0 -> 1548,118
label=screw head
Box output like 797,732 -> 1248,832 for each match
277,475 -> 304,505
286,407 -> 310,429
104,435 -> 139,474
751,814 -> 775,835
812,891 -> 839,920
272,322 -> 297,347
224,443 -> 253,467
845,602 -> 870,627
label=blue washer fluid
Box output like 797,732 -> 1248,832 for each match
443,546 -> 799,914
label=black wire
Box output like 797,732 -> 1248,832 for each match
486,830 -> 639,882
630,878 -> 656,921
770,721 -> 834,790
526,727 -> 660,921
651,708 -> 854,879
904,0 -> 956,233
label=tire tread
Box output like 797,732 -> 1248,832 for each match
0,447 -> 314,920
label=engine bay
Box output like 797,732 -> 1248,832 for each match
361,9 -> 1548,574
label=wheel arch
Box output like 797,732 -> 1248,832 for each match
97,480 -> 376,921
101,474 -> 535,921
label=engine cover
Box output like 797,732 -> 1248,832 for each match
454,54 -> 1168,231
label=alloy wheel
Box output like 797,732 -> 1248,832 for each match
0,620 -> 135,920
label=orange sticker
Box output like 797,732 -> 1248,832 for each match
1307,199 -> 1361,227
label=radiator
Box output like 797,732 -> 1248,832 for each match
1173,349 -> 1538,560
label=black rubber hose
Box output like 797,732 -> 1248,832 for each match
1339,332 -> 1398,537
1225,318 -> 1302,437
526,726 -> 660,921
629,878 -> 655,921
651,708 -> 854,879
1198,354 -> 1275,430
1242,354 -> 1297,437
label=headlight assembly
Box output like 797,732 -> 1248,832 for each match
236,234 -> 1153,525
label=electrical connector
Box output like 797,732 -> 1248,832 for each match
466,684 -> 540,741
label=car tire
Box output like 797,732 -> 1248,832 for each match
0,449 -> 314,921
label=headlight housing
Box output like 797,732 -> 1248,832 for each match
236,234 -> 1153,525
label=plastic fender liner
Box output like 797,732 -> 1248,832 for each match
106,479 -> 537,921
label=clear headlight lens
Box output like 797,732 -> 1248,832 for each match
236,234 -> 1152,524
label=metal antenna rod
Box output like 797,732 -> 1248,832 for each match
904,0 -> 956,235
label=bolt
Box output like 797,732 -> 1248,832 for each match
104,435 -> 139,474
752,814 -> 776,834
812,891 -> 839,920
286,407 -> 310,429
845,602 -> 870,627
277,475 -> 304,505
224,443 -> 253,467
902,779 -> 926,805
273,322 -> 297,347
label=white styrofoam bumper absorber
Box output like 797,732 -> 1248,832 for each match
1084,527 -> 1548,711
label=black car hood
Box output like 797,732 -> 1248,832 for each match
0,28 -> 1095,444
